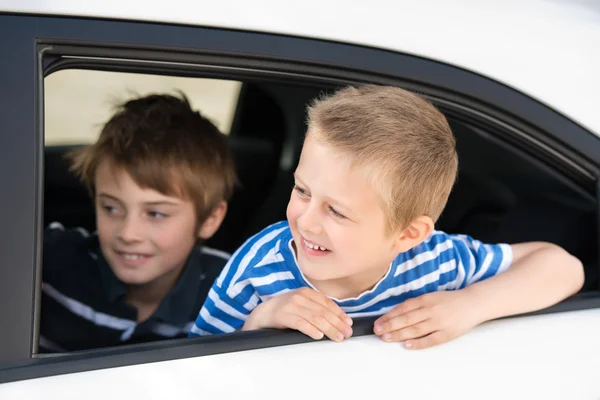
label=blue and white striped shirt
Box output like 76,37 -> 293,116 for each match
190,221 -> 512,336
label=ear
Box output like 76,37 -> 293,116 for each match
197,201 -> 228,240
392,215 -> 434,253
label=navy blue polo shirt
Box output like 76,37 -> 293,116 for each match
39,222 -> 228,353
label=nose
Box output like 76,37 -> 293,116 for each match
118,214 -> 144,243
296,202 -> 323,236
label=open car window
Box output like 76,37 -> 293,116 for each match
0,12 -> 599,388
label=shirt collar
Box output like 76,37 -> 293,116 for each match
282,227 -> 396,303
151,246 -> 204,324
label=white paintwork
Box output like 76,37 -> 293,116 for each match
1,2 -> 600,396
2,0 -> 600,137
2,308 -> 600,399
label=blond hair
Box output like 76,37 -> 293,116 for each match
307,85 -> 457,232
68,93 -> 237,227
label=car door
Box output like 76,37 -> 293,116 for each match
1,8 -> 600,400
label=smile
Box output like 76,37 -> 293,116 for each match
116,251 -> 152,261
122,253 -> 147,260
303,239 -> 329,252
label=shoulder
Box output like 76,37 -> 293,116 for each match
234,220 -> 291,259
198,246 -> 231,266
215,220 -> 292,288
411,230 -> 500,254
405,231 -> 457,259
411,230 -> 510,265
45,222 -> 92,246
44,222 -> 95,259
43,222 -> 98,281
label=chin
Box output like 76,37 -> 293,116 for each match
297,262 -> 336,283
111,267 -> 152,286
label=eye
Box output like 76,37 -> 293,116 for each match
328,205 -> 347,219
148,211 -> 168,219
101,204 -> 119,215
293,184 -> 310,197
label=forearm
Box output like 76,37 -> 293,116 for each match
464,243 -> 584,324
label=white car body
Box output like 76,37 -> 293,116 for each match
2,310 -> 600,399
1,1 -> 599,399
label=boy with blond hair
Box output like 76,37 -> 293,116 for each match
190,85 -> 583,350
41,93 -> 236,352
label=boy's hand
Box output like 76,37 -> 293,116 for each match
242,287 -> 353,342
373,290 -> 482,350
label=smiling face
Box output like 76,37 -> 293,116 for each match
95,158 -> 202,287
286,135 -> 405,299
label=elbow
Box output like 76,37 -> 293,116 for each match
567,252 -> 585,295
546,243 -> 585,295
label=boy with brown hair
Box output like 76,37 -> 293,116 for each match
40,93 -> 236,352
190,85 -> 584,350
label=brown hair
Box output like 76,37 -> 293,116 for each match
307,85 -> 457,232
68,93 -> 237,225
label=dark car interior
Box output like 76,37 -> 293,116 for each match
43,79 -> 599,295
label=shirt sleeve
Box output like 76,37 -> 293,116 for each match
441,233 -> 513,290
189,283 -> 253,336
188,223 -> 283,336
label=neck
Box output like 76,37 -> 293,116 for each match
309,263 -> 392,300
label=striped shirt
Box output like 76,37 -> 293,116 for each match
40,222 -> 229,353
190,221 -> 512,336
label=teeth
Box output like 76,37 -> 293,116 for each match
123,253 -> 143,260
303,240 -> 328,251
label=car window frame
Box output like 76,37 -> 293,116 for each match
1,12 -> 600,383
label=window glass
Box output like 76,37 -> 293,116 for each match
44,70 -> 242,145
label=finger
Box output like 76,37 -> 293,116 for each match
290,289 -> 353,338
374,309 -> 429,335
302,289 -> 353,327
279,314 -> 325,341
284,290 -> 352,340
404,331 -> 449,350
289,304 -> 349,342
302,298 -> 353,339
374,296 -> 425,325
380,320 -> 435,343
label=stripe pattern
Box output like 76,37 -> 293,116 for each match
40,223 -> 228,352
190,221 -> 512,336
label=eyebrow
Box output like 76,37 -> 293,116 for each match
144,201 -> 180,206
97,193 -> 180,207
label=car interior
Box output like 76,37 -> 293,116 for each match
43,76 -> 600,321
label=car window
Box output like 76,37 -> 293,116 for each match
40,68 -> 292,355
2,11 -> 599,383
40,66 -> 600,359
44,69 -> 242,146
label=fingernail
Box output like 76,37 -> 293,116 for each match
336,333 -> 344,342
317,332 -> 324,340
344,327 -> 353,337
374,325 -> 382,334
345,317 -> 353,326
382,333 -> 392,341
404,341 -> 413,349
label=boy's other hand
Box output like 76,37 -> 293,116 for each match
242,287 -> 353,342
373,290 -> 481,350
